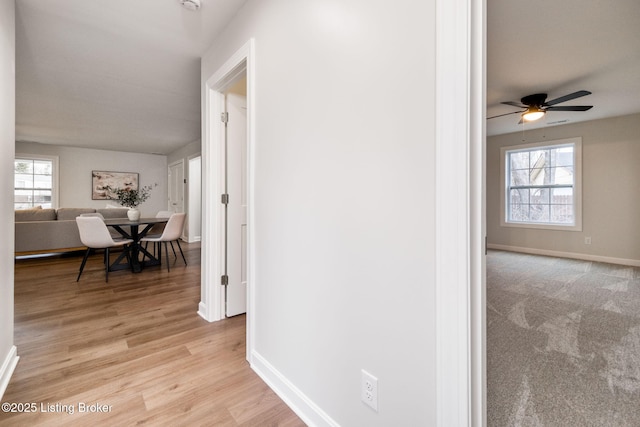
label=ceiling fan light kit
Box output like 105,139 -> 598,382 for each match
178,0 -> 201,11
522,107 -> 545,122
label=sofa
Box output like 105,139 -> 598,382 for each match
15,207 -> 129,255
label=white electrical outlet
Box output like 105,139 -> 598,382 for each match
585,236 -> 592,244
361,369 -> 378,412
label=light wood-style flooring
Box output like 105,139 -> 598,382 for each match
1,243 -> 305,426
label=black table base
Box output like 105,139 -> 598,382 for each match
104,218 -> 169,273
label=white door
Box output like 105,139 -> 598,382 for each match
224,85 -> 247,317
168,161 -> 185,213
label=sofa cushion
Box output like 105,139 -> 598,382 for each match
97,208 -> 129,219
56,208 -> 97,220
15,208 -> 57,222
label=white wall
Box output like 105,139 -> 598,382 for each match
15,141 -> 168,217
202,1 -> 437,425
0,0 -> 17,399
487,113 -> 640,265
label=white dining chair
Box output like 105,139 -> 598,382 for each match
140,213 -> 187,272
75,216 -> 133,282
79,212 -> 123,238
144,210 -> 174,255
147,210 -> 173,235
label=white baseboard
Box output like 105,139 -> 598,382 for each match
488,244 -> 640,267
0,346 -> 19,401
250,351 -> 339,427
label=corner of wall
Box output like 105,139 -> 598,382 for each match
0,347 -> 19,400
0,0 -> 16,401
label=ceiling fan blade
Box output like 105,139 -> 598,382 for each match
545,105 -> 593,112
487,111 -> 522,119
544,90 -> 591,106
501,101 -> 527,108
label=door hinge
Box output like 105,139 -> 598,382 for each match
221,193 -> 229,204
221,275 -> 229,286
221,112 -> 229,123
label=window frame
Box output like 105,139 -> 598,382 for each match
500,137 -> 582,231
14,153 -> 59,210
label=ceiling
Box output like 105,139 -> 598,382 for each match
15,0 -> 247,154
487,0 -> 640,136
15,0 -> 640,151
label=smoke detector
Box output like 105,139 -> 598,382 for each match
178,0 -> 201,11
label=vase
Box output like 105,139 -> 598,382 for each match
127,208 -> 140,221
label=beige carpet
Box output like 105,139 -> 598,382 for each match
487,250 -> 640,427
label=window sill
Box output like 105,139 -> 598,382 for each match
500,221 -> 582,232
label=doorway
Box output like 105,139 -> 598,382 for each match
168,160 -> 185,214
187,155 -> 201,243
199,38 -> 255,361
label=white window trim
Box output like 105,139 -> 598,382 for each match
500,137 -> 582,231
15,153 -> 60,209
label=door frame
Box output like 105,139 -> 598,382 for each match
435,0 -> 485,425
199,39 -> 255,361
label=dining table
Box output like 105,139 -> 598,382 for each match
104,217 -> 169,273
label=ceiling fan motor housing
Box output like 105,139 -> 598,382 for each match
521,93 -> 547,107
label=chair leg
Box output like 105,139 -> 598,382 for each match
105,247 -> 110,282
164,242 -> 171,272
154,242 -> 162,269
77,248 -> 92,282
175,240 -> 187,266
169,241 -> 177,258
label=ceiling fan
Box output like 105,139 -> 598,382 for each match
488,90 -> 593,123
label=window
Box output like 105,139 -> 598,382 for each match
14,155 -> 59,210
500,138 -> 582,231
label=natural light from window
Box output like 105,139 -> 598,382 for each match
14,156 -> 57,210
501,138 -> 582,231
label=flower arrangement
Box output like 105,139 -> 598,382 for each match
103,184 -> 155,208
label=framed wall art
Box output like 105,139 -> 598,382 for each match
92,170 -> 139,200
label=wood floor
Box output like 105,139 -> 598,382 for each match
1,243 -> 305,426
